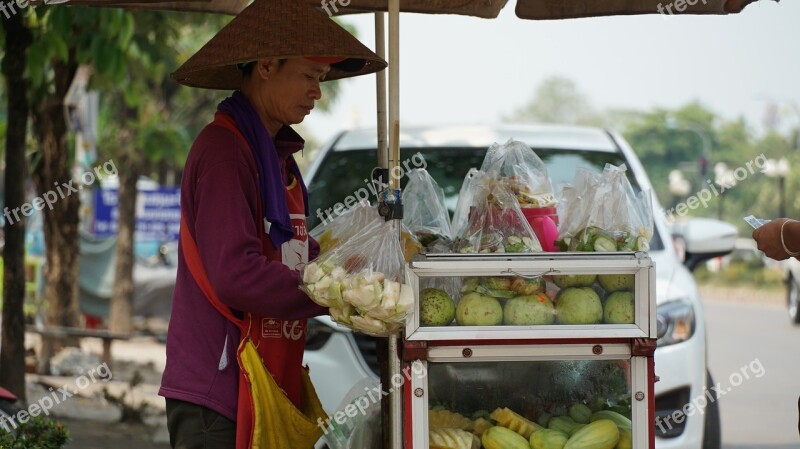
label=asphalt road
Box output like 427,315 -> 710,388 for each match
704,298 -> 799,449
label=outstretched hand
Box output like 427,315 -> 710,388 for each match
753,218 -> 797,261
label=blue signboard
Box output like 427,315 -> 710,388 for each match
94,187 -> 181,241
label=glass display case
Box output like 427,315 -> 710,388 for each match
403,342 -> 654,449
405,253 -> 655,341
399,252 -> 656,448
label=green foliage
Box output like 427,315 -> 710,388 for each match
0,416 -> 70,449
506,76 -> 601,125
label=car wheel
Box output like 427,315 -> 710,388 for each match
702,371 -> 721,449
787,276 -> 800,325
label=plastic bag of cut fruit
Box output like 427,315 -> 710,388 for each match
310,201 -> 382,253
451,168 -> 488,242
556,164 -> 653,252
480,139 -> 557,209
453,179 -> 542,254
402,168 -> 453,251
301,220 -> 414,337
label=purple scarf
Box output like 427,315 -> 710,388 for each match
218,91 -> 309,249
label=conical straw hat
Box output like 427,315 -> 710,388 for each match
172,0 -> 387,89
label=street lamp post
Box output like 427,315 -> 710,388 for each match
764,158 -> 790,217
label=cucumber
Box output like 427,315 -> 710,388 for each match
593,235 -> 617,252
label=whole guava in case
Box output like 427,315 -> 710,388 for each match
456,292 -> 503,326
419,288 -> 456,326
604,291 -> 635,324
555,287 -> 603,324
598,274 -> 635,292
552,274 -> 597,288
504,294 -> 555,325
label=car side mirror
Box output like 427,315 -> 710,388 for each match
672,218 -> 738,272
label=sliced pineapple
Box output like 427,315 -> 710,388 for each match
471,417 -> 494,437
429,409 -> 474,431
429,428 -> 480,449
489,407 -> 543,439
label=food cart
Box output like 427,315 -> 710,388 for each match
399,251 -> 657,448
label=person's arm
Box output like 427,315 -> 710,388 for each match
193,156 -> 326,320
752,218 -> 800,261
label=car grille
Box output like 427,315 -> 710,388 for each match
654,386 -> 691,438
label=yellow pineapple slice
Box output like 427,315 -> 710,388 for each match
429,428 -> 479,449
429,409 -> 474,430
489,407 -> 543,439
471,417 -> 493,436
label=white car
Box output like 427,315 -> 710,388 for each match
302,124 -> 737,449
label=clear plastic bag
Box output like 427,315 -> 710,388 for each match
402,168 -> 453,250
310,201 -> 382,253
301,220 -> 413,337
556,164 -> 654,252
480,139 -> 557,208
453,179 -> 543,253
451,168 -> 489,242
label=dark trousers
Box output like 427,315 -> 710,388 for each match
166,398 -> 236,449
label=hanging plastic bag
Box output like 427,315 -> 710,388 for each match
301,220 -> 414,337
451,169 -> 489,242
453,179 -> 542,253
402,168 -> 453,251
480,139 -> 557,209
556,164 -> 653,252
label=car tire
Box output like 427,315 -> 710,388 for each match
787,276 -> 800,325
702,371 -> 721,449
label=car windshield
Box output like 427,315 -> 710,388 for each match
306,145 -> 663,251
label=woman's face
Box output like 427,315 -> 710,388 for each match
255,58 -> 330,132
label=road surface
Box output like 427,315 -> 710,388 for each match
703,298 -> 799,449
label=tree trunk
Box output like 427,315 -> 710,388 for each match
31,58 -> 80,374
0,12 -> 32,403
108,153 -> 140,335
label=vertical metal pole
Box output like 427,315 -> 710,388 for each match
387,2 -> 403,449
375,12 -> 388,169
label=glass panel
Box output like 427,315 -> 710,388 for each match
418,274 -> 636,327
427,359 -> 632,435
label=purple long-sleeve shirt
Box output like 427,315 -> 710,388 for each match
158,114 -> 326,421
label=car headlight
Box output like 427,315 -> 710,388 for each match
656,300 -> 695,347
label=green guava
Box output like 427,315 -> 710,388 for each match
552,274 -> 597,289
503,294 -> 555,325
456,292 -> 503,326
604,291 -> 635,324
555,287 -> 603,325
598,274 -> 635,292
419,288 -> 456,326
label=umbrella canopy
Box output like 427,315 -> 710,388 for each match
309,0 -> 765,19
29,0 -> 248,14
31,0 -> 768,18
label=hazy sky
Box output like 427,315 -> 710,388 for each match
303,0 -> 799,146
